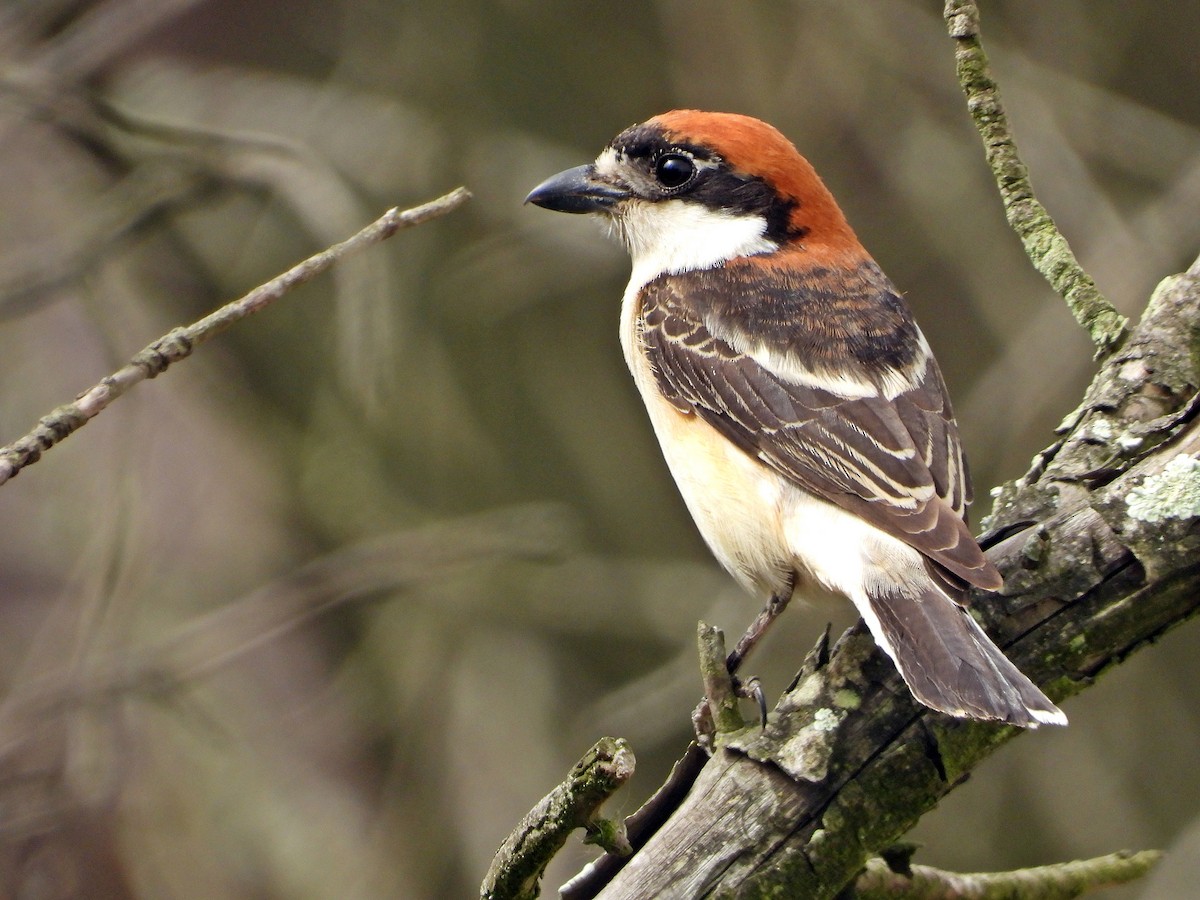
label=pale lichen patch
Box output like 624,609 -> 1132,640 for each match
1088,417 -> 1113,442
813,708 -> 843,732
1126,454 -> 1200,524
1117,433 -> 1144,453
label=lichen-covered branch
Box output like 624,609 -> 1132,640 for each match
562,256 -> 1200,898
0,187 -> 471,487
853,849 -> 1163,900
481,738 -> 635,900
944,0 -> 1128,356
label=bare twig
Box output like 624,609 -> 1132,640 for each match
853,849 -> 1163,899
0,187 -> 472,487
944,0 -> 1129,356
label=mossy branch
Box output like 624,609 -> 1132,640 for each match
481,738 -> 635,900
853,849 -> 1163,899
944,0 -> 1128,356
0,187 -> 471,487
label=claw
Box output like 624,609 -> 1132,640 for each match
734,675 -> 768,728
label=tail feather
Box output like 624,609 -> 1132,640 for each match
859,583 -> 1066,728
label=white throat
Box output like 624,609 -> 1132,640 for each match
613,199 -> 778,294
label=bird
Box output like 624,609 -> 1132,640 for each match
525,110 -> 1066,728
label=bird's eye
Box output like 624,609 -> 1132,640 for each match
654,153 -> 696,190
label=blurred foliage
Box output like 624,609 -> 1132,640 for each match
0,1 -> 1197,897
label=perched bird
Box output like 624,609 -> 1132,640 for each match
526,111 -> 1065,727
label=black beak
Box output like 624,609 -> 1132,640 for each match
524,164 -> 629,214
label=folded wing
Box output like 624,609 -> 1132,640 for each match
639,267 -> 1002,593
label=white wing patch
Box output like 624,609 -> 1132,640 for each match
732,332 -> 930,402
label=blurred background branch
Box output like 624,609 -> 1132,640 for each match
0,1 -> 1196,898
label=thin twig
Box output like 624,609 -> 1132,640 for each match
0,187 -> 472,487
944,1 -> 1129,357
853,849 -> 1163,899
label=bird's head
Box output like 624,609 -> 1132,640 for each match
526,110 -> 861,278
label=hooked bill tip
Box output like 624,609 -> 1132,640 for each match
525,164 -> 627,214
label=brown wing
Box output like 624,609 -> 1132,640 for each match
639,266 -> 1001,592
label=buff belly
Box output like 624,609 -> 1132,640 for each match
643,391 -> 795,598
618,283 -> 927,612
631,355 -> 931,619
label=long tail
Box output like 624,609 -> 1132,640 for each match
858,581 -> 1067,728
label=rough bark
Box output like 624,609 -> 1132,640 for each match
575,257 -> 1200,898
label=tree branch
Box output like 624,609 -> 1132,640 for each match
0,187 -> 471,487
481,738 -> 635,900
852,849 -> 1163,900
696,622 -> 744,736
944,0 -> 1129,356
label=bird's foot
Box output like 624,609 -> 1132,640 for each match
733,674 -> 768,728
726,586 -> 793,674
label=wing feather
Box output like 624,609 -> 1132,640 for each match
639,267 -> 1001,592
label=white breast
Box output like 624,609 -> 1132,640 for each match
619,279 -> 927,610
620,278 -> 794,598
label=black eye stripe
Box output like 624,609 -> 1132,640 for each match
608,125 -> 800,242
